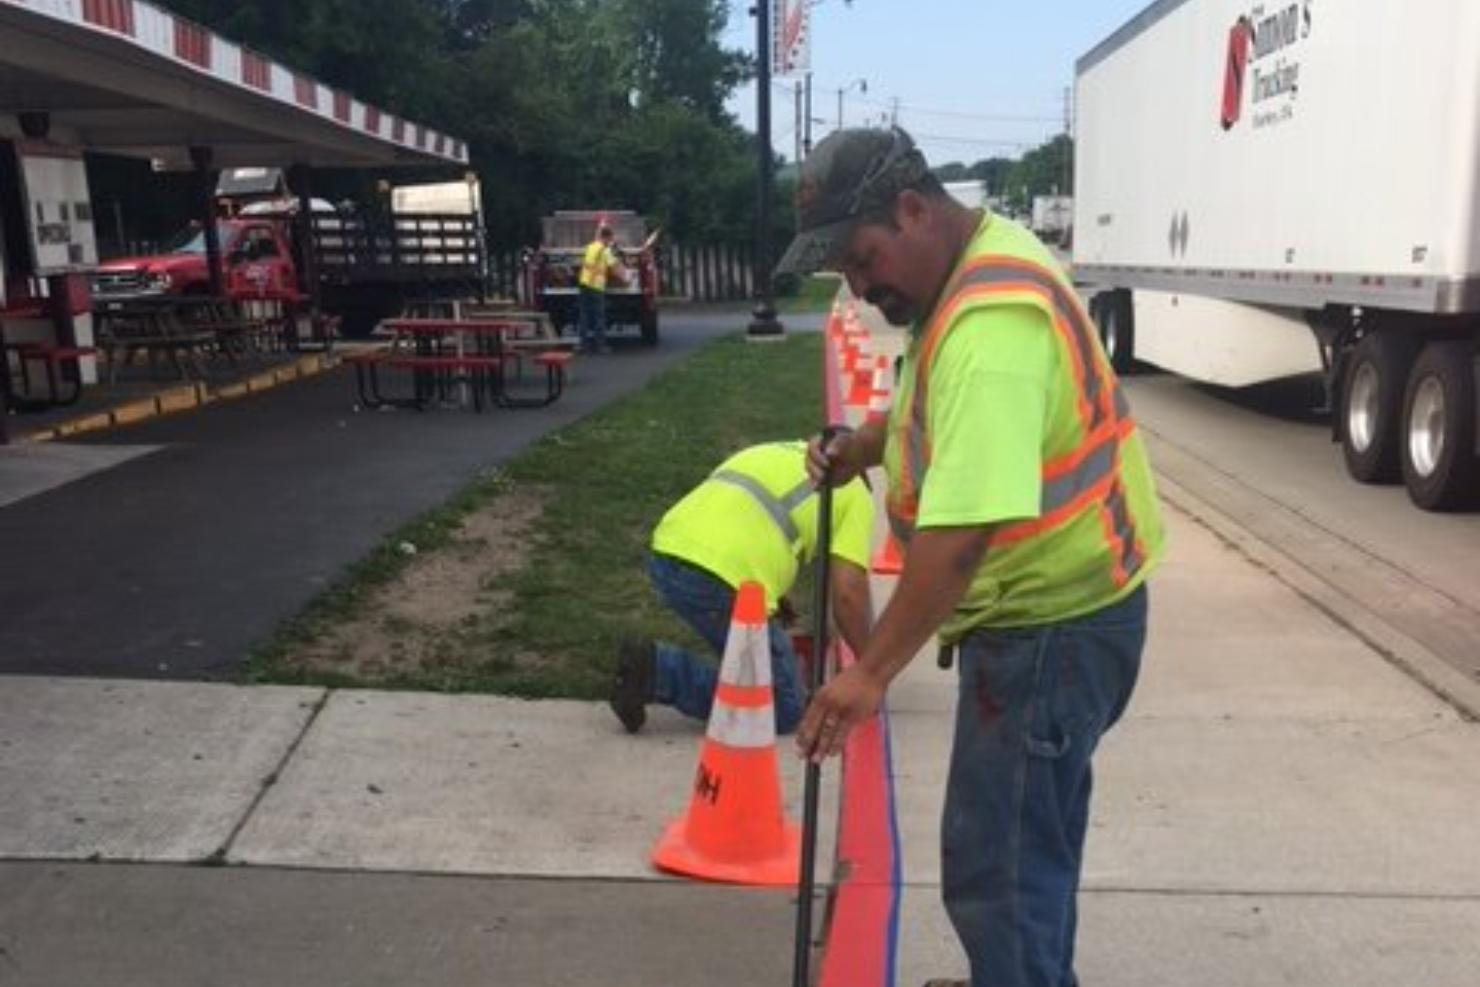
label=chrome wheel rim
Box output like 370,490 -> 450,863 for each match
1101,306 -> 1121,362
1348,362 -> 1379,453
1408,376 -> 1447,478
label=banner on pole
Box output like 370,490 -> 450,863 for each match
772,0 -> 810,77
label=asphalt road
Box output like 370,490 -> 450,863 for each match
0,307 -> 788,679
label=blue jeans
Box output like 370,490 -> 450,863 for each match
942,584 -> 1147,987
577,286 -> 607,349
646,552 -> 804,734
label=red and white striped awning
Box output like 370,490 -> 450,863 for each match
0,0 -> 467,169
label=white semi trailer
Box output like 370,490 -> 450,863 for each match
1073,0 -> 1480,510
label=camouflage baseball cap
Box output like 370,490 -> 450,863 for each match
775,126 -> 931,276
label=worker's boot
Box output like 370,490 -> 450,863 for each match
609,638 -> 656,734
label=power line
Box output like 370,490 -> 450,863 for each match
768,80 -> 1061,126
852,97 -> 1060,126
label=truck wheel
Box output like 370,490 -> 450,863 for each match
1096,290 -> 1135,374
1401,340 -> 1480,511
1339,330 -> 1417,483
640,310 -> 659,346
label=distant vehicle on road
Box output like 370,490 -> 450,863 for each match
520,210 -> 661,346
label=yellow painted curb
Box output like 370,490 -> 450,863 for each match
15,347 -> 338,444
110,399 -> 159,425
54,412 -> 113,438
156,385 -> 203,414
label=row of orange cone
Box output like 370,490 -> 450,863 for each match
830,300 -> 891,424
827,299 -> 905,575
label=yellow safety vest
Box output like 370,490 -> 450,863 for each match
889,250 -> 1162,627
579,239 -> 611,290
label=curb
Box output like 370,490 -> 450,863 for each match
19,351 -> 337,443
1155,470 -> 1480,722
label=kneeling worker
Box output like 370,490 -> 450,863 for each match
609,439 -> 874,734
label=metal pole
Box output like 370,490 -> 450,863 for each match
804,71 -> 814,157
792,445 -> 835,987
795,80 -> 803,165
190,145 -> 223,298
748,1 -> 784,337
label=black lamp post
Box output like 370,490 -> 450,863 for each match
748,1 -> 784,338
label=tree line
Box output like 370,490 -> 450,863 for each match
88,0 -> 1072,253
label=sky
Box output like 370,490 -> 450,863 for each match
722,0 -> 1153,167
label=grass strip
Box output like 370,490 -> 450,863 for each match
245,327 -> 827,698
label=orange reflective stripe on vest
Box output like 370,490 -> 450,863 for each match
891,253 -> 1145,584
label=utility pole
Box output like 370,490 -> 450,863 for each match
748,1 -> 783,338
1063,85 -> 1075,196
803,71 -> 814,157
836,78 -> 866,130
795,80 -> 804,164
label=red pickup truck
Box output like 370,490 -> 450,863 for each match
90,217 -> 302,303
90,197 -> 486,336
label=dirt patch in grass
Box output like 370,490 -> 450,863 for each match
285,485 -> 548,681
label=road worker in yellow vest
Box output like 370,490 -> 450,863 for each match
577,223 -> 618,353
776,127 -> 1166,987
609,440 -> 874,735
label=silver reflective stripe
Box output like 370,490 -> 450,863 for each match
711,469 -> 812,545
718,622 -> 773,688
887,509 -> 913,544
1104,479 -> 1144,575
1042,436 -> 1118,513
707,704 -> 777,749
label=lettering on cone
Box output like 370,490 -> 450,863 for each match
694,762 -> 723,806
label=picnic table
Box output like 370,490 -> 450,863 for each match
343,315 -> 576,412
93,296 -> 276,382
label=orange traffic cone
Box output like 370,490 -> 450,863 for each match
846,353 -> 886,407
839,335 -> 863,376
863,359 -> 891,423
871,528 -> 905,574
652,580 -> 801,885
827,299 -> 845,340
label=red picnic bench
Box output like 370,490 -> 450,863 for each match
4,342 -> 98,410
344,317 -> 577,412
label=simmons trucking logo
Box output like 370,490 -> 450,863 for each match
1220,1 -> 1313,131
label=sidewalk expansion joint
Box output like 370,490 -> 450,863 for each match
199,688 -> 332,866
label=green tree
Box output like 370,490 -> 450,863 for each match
101,0 -> 761,249
1004,133 -> 1073,209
